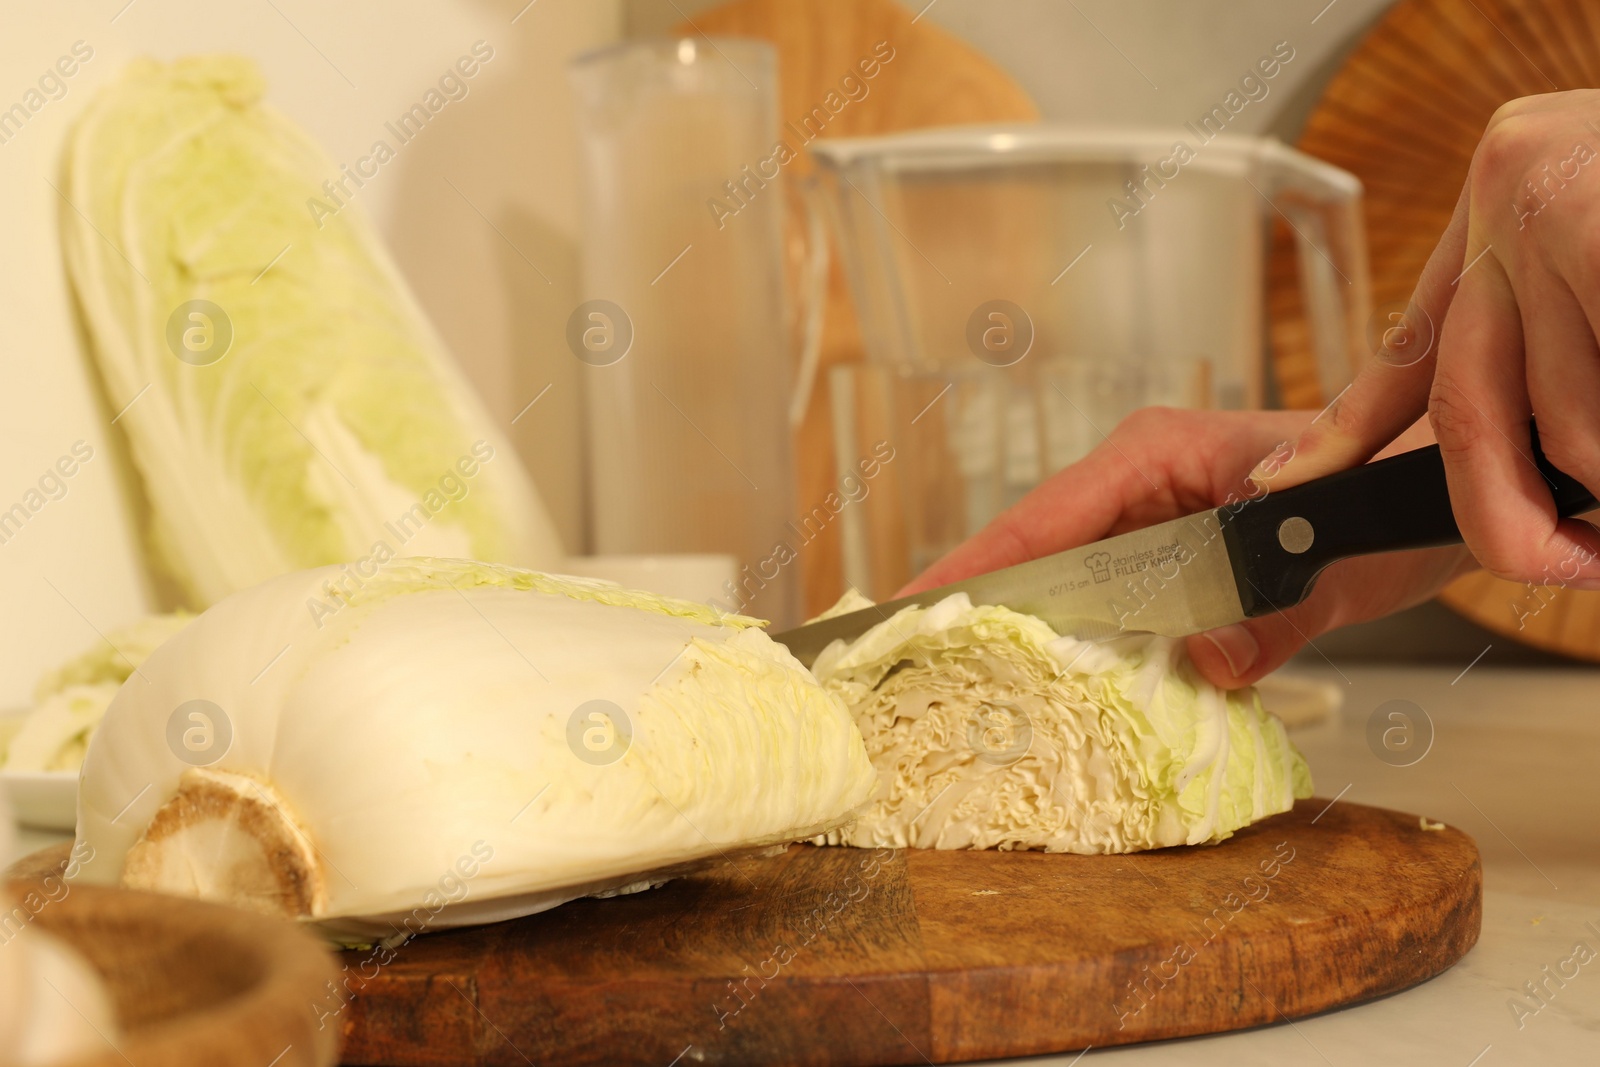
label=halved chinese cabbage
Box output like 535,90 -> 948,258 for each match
72,559 -> 874,942
60,57 -> 563,608
811,593 -> 1311,853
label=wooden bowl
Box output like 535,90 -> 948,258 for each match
1268,0 -> 1600,660
7,845 -> 340,1067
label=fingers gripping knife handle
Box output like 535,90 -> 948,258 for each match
1220,424 -> 1600,617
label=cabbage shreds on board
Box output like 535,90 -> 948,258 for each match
60,57 -> 564,609
810,592 -> 1311,853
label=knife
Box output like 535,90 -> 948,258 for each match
772,429 -> 1598,667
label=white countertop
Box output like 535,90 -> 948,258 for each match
985,665 -> 1600,1067
10,665 -> 1597,1065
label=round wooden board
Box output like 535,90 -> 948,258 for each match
330,799 -> 1479,1066
1265,0 -> 1600,659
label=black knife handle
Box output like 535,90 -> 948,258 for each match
1220,425 -> 1599,617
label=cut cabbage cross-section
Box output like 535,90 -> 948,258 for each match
121,766 -> 328,920
72,559 -> 875,942
810,593 -> 1311,854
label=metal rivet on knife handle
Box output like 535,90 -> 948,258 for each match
1277,516 -> 1315,555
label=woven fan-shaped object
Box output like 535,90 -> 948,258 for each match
1268,0 -> 1600,660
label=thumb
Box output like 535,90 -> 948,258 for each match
1185,586 -> 1343,689
1183,545 -> 1477,689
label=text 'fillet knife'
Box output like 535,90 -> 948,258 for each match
773,432 -> 1598,667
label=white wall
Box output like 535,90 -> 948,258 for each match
626,0 -> 1396,138
916,0 -> 1395,137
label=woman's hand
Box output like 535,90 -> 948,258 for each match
1260,91 -> 1600,589
899,407 -> 1475,688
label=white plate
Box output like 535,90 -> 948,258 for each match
0,769 -> 77,831
0,706 -> 80,831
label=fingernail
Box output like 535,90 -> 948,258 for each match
1201,625 -> 1260,678
1247,440 -> 1297,493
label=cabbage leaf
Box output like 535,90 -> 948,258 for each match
60,57 -> 563,608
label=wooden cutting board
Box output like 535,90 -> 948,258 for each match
330,799 -> 1479,1066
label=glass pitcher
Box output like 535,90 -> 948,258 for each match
812,125 -> 1370,598
811,125 -> 1370,410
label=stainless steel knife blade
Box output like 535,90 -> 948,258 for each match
772,509 -> 1245,667
771,428 -> 1600,669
